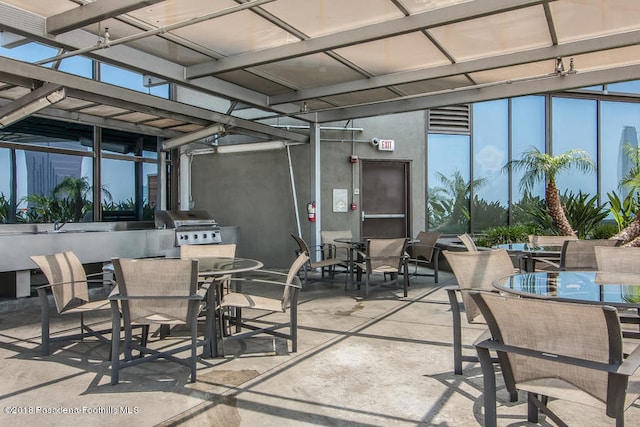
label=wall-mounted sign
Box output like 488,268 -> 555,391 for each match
378,139 -> 395,151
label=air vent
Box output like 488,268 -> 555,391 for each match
428,105 -> 470,134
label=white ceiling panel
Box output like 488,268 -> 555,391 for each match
0,0 -> 639,130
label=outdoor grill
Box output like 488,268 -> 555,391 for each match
155,210 -> 222,246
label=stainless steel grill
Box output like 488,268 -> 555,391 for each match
155,210 -> 222,246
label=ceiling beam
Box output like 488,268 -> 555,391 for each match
269,29 -> 640,105
46,0 -> 166,35
310,64 -> 640,123
0,57 -> 308,142
0,3 -> 299,116
186,0 -> 553,79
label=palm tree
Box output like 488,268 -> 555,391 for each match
53,176 -> 112,222
430,170 -> 487,230
613,171 -> 640,245
505,148 -> 595,236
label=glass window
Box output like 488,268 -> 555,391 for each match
600,101 -> 640,206
15,149 -> 93,223
0,41 -> 58,63
472,100 -> 509,230
100,63 -> 169,98
427,133 -> 470,233
101,158 -> 136,221
58,55 -> 94,79
607,81 -> 640,95
511,96 -> 546,223
0,148 -> 10,223
551,97 -> 598,197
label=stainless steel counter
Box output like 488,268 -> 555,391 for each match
0,225 -> 239,298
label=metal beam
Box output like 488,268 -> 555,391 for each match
311,64 -> 640,123
186,0 -> 553,78
46,0 -> 165,35
0,57 -> 308,142
269,29 -> 640,105
0,3 -> 299,116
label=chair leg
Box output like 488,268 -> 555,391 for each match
477,346 -> 497,427
190,315 -> 197,383
291,304 -> 298,353
38,289 -> 51,357
447,289 -> 463,375
527,393 -> 539,423
110,301 -> 121,385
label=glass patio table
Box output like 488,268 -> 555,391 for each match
493,270 -> 640,337
495,243 -> 562,272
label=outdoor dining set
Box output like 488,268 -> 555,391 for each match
28,232 -> 640,426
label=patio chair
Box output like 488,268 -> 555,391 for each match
595,245 -> 640,273
457,233 -> 478,252
109,257 -> 205,384
526,235 -> 579,271
531,238 -> 622,271
180,243 -> 237,353
353,237 -> 409,297
291,234 -> 347,287
406,231 -> 441,283
471,291 -> 640,427
30,251 -> 112,357
595,245 -> 640,339
442,249 -> 517,375
320,230 -> 352,264
217,252 -> 308,356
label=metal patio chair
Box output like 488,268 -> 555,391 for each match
529,238 -> 621,271
471,291 -> 640,427
442,248 -> 517,375
353,237 -> 409,297
406,231 -> 441,283
217,252 -> 308,356
109,257 -> 205,384
457,233 -> 478,252
291,234 -> 347,287
30,251 -> 112,356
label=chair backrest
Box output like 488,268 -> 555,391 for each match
321,230 -> 352,259
281,252 -> 309,311
443,249 -> 515,323
180,243 -> 236,259
291,234 -> 310,256
560,239 -> 621,270
412,231 -> 441,262
595,245 -> 640,273
529,234 -> 577,247
470,291 -> 623,407
365,238 -> 408,271
112,258 -> 199,325
30,251 -> 89,313
457,233 -> 478,252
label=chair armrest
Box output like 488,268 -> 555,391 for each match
109,294 -> 203,301
474,336 -> 632,375
529,256 -> 561,270
36,278 -> 108,290
617,342 -> 640,376
227,276 -> 301,289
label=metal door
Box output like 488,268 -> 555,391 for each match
360,160 -> 409,238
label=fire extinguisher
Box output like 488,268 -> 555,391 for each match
307,201 -> 316,222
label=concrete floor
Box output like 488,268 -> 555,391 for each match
0,267 -> 639,426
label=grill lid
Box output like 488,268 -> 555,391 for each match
155,210 -> 218,229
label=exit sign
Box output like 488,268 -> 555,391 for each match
378,139 -> 395,151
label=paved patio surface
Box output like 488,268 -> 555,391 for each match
0,267 -> 639,426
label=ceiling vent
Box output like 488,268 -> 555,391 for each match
428,105 -> 470,134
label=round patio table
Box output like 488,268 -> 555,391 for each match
493,270 -> 640,308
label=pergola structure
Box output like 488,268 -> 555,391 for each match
0,0 -> 639,148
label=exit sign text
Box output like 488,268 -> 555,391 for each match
378,139 -> 395,151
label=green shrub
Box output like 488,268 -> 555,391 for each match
475,224 -> 540,248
